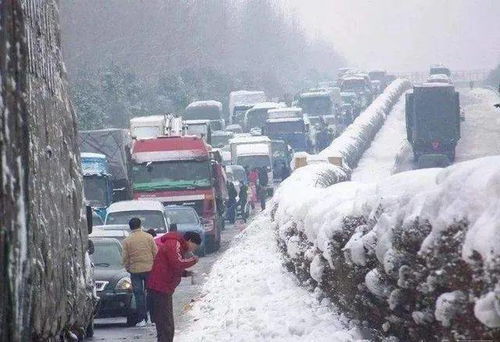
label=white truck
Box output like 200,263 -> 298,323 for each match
229,90 -> 266,126
229,135 -> 273,184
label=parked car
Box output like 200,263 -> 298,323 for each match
105,200 -> 169,236
89,237 -> 138,326
163,205 -> 206,256
90,225 -> 130,241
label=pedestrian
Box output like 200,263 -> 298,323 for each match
238,182 -> 248,221
146,228 -> 157,238
226,181 -> 237,224
122,217 -> 158,327
147,231 -> 201,342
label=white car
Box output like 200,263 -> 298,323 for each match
105,200 -> 170,235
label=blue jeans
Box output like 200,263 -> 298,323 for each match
130,272 -> 149,321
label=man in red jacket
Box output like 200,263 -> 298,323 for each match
147,231 -> 201,342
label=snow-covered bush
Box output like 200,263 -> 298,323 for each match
272,156 -> 500,340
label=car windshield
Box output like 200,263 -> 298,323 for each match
298,96 -> 332,115
106,210 -> 167,231
91,239 -> 123,268
165,208 -> 199,224
237,155 -> 270,169
266,121 -> 304,134
132,160 -> 211,191
83,176 -> 107,207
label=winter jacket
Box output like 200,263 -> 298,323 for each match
122,229 -> 158,273
147,232 -> 197,294
258,168 -> 269,187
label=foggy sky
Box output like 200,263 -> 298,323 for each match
291,0 -> 500,72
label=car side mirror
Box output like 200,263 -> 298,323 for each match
88,239 -> 95,255
86,205 -> 93,235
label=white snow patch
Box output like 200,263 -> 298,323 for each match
178,215 -> 360,342
474,291 -> 500,328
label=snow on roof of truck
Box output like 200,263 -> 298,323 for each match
186,100 -> 223,110
132,136 -> 210,162
236,143 -> 270,156
427,74 -> 451,83
341,76 -> 365,81
184,119 -> 211,125
81,152 -> 106,159
212,130 -> 234,137
230,135 -> 271,144
300,91 -> 330,98
267,117 -> 303,123
229,90 -> 266,106
107,200 -> 165,213
268,107 -> 302,114
417,82 -> 455,88
248,102 -> 282,110
130,115 -> 165,124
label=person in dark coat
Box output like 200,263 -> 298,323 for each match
238,183 -> 248,221
225,181 -> 238,224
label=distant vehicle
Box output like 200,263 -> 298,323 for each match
427,74 -> 452,84
163,205 -> 206,256
368,70 -> 388,89
243,102 -> 282,132
271,140 -> 292,181
430,65 -> 451,77
297,91 -> 333,116
229,90 -> 266,126
229,135 -> 273,185
370,80 -> 382,95
341,92 -> 362,120
92,210 -> 104,226
130,115 -> 167,139
184,119 -> 212,145
264,117 -> 311,152
405,83 -> 461,163
267,107 -> 303,120
211,130 -> 234,148
339,76 -> 373,107
81,153 -> 113,219
131,135 -> 227,252
185,100 -> 224,131
79,129 -> 133,202
90,225 -> 130,241
89,237 -> 138,326
105,200 -> 169,235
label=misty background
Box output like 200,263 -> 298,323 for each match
60,0 -> 500,130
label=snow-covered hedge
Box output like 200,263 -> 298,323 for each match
271,156 -> 500,340
320,79 -> 412,170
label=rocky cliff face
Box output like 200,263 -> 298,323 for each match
1,1 -> 93,341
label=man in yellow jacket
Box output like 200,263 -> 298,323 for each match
122,217 -> 158,327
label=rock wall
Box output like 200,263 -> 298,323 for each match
1,1 -> 93,341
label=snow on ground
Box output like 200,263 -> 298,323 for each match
455,88 -> 500,162
177,215 -> 361,342
351,95 -> 407,182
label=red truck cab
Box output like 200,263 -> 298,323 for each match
131,135 -> 226,252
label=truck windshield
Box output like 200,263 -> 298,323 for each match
237,155 -> 271,170
246,109 -> 270,130
186,124 -> 209,138
132,160 -> 211,191
233,106 -> 252,124
266,121 -> 304,134
91,239 -> 123,269
298,96 -> 332,115
83,176 -> 108,208
341,79 -> 365,92
415,92 -> 457,139
212,134 -> 232,147
105,210 -> 167,232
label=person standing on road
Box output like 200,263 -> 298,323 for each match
122,218 -> 158,327
147,231 -> 201,342
226,181 -> 238,224
238,182 -> 248,221
257,167 -> 269,210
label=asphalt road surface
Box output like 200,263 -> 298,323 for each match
89,222 -> 245,341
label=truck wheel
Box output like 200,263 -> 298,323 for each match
86,318 -> 95,338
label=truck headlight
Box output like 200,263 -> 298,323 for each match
116,277 -> 132,291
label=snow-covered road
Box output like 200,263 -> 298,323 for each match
177,215 -> 361,342
353,87 -> 500,181
351,95 -> 407,182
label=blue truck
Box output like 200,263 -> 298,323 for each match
81,152 -> 113,220
264,117 -> 311,153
